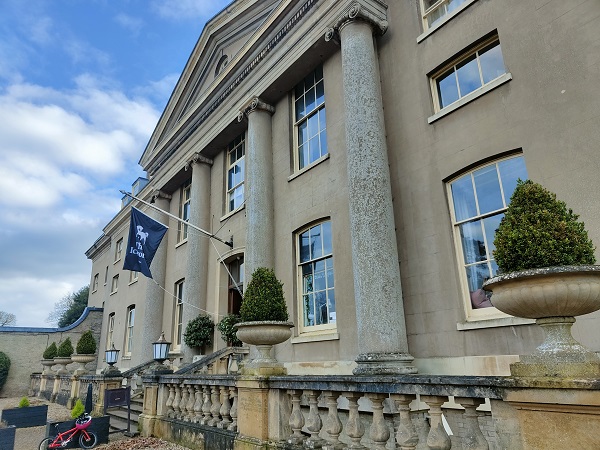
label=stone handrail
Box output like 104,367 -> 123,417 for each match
176,346 -> 249,375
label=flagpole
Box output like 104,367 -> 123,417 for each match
119,190 -> 233,248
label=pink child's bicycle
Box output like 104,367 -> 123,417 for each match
38,412 -> 98,449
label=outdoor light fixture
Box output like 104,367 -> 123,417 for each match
152,332 -> 171,363
105,343 -> 120,366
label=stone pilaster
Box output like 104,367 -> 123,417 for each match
327,2 -> 416,375
138,191 -> 171,365
238,97 -> 275,279
182,154 -> 213,363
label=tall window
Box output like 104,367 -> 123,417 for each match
104,266 -> 109,285
92,274 -> 99,292
125,305 -> 135,356
106,313 -> 115,350
226,134 -> 245,212
114,238 -> 123,262
228,258 -> 244,315
129,271 -> 138,284
432,37 -> 506,111
294,65 -> 327,170
174,280 -> 184,349
298,221 -> 335,331
448,155 -> 527,312
110,274 -> 119,294
421,0 -> 469,30
178,180 -> 191,242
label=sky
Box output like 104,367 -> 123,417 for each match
0,0 -> 232,327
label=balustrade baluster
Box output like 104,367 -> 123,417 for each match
179,384 -> 189,420
421,395 -> 451,450
166,384 -> 175,418
201,385 -> 212,425
344,392 -> 366,449
455,397 -> 488,450
287,389 -> 305,446
368,394 -> 390,449
322,391 -> 343,450
172,384 -> 182,419
228,387 -> 238,432
305,390 -> 324,448
209,385 -> 222,426
185,385 -> 195,421
193,385 -> 203,424
219,385 -> 232,428
391,394 -> 419,450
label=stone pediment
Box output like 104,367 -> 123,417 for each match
140,0 -> 280,168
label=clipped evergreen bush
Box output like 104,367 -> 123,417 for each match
76,330 -> 97,355
18,397 -> 29,408
71,399 -> 85,419
0,352 -> 10,392
183,315 -> 215,348
240,267 -> 289,322
493,179 -> 596,273
57,338 -> 74,358
42,342 -> 58,360
217,314 -> 243,346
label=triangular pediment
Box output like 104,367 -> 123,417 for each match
140,0 -> 280,168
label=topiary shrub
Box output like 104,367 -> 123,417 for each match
57,338 -> 74,358
71,399 -> 85,419
76,331 -> 97,355
183,315 -> 215,348
240,267 -> 289,322
0,352 -> 10,392
493,179 -> 596,273
18,396 -> 29,408
217,314 -> 243,347
43,342 -> 58,360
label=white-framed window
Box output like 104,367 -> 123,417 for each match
228,257 -> 244,316
124,305 -> 135,356
104,266 -> 109,285
226,134 -> 245,212
297,221 -> 336,332
92,273 -> 99,292
448,154 -> 527,317
421,0 -> 469,30
173,280 -> 184,350
114,238 -> 123,262
178,180 -> 191,243
431,36 -> 506,112
106,312 -> 115,351
294,65 -> 327,171
129,271 -> 138,284
110,274 -> 119,294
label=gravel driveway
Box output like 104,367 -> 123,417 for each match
0,397 -> 194,449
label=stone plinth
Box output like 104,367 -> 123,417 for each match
236,377 -> 270,442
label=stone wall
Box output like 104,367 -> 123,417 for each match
0,307 -> 102,397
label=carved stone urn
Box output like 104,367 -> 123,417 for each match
71,353 -> 96,376
235,321 -> 294,375
483,265 -> 600,377
52,356 -> 72,375
40,359 -> 55,375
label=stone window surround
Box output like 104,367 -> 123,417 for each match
110,274 -> 119,295
417,0 -> 479,43
173,279 -> 184,350
114,238 -> 123,263
177,180 -> 191,243
124,305 -> 135,357
226,133 -> 246,213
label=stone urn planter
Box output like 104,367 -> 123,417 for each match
235,321 -> 294,375
53,356 -> 72,375
71,353 -> 96,375
484,265 -> 600,377
40,359 -> 55,375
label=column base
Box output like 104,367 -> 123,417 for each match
353,353 -> 418,375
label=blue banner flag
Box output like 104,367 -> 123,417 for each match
123,207 -> 168,279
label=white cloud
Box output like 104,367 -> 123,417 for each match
151,0 -> 230,21
115,13 -> 144,36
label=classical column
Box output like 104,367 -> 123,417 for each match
326,2 -> 417,375
238,97 -> 275,279
138,190 -> 171,364
182,154 -> 213,362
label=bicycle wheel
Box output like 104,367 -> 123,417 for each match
79,431 -> 98,449
38,437 -> 55,450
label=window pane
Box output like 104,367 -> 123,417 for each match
316,80 -> 325,107
437,69 -> 459,108
447,0 -> 465,13
307,113 -> 319,138
479,42 -> 505,84
456,54 -> 482,97
328,291 -> 336,323
300,231 -> 310,262
295,97 -> 305,121
303,294 -> 314,326
473,165 -> 504,214
305,87 -> 317,115
315,292 -> 327,325
322,221 -> 332,255
298,121 -> 308,147
465,263 -> 490,292
309,137 -> 321,163
498,156 -> 527,202
427,4 -> 446,27
311,224 -> 322,259
482,213 -> 503,258
459,220 -> 486,264
451,175 -> 477,221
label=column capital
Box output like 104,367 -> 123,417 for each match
238,97 -> 275,122
184,152 -> 213,170
324,0 -> 388,43
151,190 -> 172,203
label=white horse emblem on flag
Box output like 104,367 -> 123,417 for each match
136,225 -> 149,244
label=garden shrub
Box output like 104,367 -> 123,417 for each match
240,267 -> 289,322
76,330 -> 97,355
71,399 -> 85,418
57,338 -> 74,357
217,314 -> 243,346
0,352 -> 10,392
183,315 -> 215,348
43,342 -> 58,360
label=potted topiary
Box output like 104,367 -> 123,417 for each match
54,338 -> 74,375
217,314 -> 243,347
235,267 -> 293,375
483,179 -> 600,377
71,331 -> 97,375
183,315 -> 215,353
41,342 -> 58,375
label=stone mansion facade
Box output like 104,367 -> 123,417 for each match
86,0 -> 600,377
